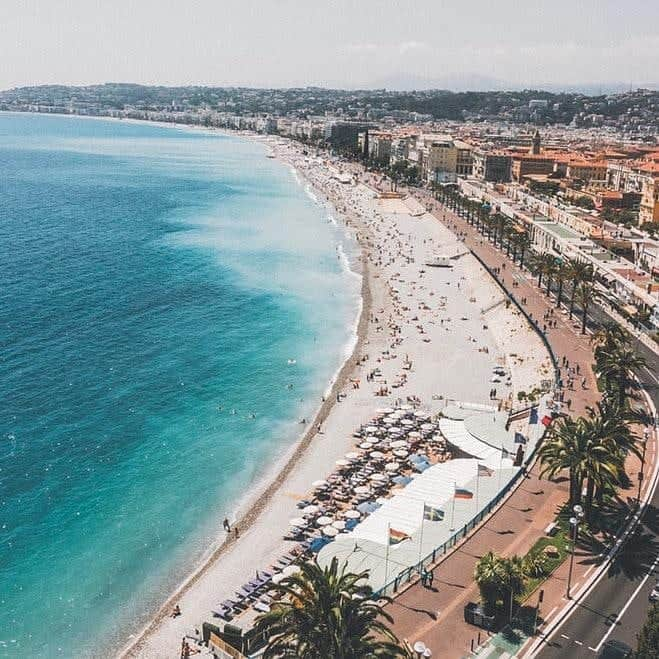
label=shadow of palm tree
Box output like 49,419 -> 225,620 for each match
606,526 -> 659,579
641,505 -> 659,535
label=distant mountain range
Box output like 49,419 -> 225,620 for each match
369,73 -> 658,94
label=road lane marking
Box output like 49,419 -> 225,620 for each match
593,552 -> 659,652
642,366 -> 659,385
560,634 -> 569,639
575,640 -> 583,646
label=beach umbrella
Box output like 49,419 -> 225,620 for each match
335,459 -> 350,467
356,501 -> 381,514
364,425 -> 379,433
344,509 -> 361,519
400,404 -> 414,411
353,485 -> 370,494
316,516 -> 333,526
391,439 -> 408,448
323,526 -> 339,537
369,473 -> 387,482
393,475 -> 413,486
414,411 -> 429,418
312,479 -> 328,489
359,441 -> 373,449
420,423 -> 435,431
408,431 -> 421,439
331,520 -> 346,530
302,504 -> 319,515
282,565 -> 301,577
401,419 -> 414,426
271,573 -> 286,584
289,517 -> 307,528
385,461 -> 400,472
377,407 -> 394,415
370,450 -> 385,459
382,418 -> 396,425
345,451 -> 361,460
413,461 -> 431,473
393,449 -> 409,458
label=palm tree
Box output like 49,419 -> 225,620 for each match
538,415 -> 586,505
586,399 -> 641,461
522,548 -> 548,579
596,345 -> 647,407
591,321 -> 632,355
517,231 -> 532,269
474,551 -> 503,615
574,279 -> 598,334
252,558 -> 408,658
530,252 -> 545,287
500,556 -> 526,620
542,255 -> 556,297
554,262 -> 569,308
566,258 -> 594,319
474,552 -> 525,620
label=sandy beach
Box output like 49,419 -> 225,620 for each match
121,140 -> 551,658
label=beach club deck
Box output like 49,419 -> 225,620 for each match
316,398 -> 551,595
210,396 -> 554,630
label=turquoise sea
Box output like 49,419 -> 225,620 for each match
0,113 -> 360,657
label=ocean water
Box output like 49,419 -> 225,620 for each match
0,113 -> 360,657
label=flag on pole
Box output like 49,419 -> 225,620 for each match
423,503 -> 445,521
388,527 -> 410,545
514,432 -> 527,444
454,486 -> 474,500
477,463 -> 494,477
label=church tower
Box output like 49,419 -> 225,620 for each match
530,129 -> 541,155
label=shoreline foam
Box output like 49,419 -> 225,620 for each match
118,143 -> 372,659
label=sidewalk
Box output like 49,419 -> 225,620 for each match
383,195 -> 622,658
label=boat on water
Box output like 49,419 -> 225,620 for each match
425,255 -> 452,268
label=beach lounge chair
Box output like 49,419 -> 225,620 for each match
212,604 -> 233,621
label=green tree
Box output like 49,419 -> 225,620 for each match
636,602 -> 659,658
574,279 -> 598,334
574,195 -> 595,210
566,258 -> 594,319
538,415 -> 587,506
252,558 -> 408,658
596,344 -> 647,408
474,552 -> 525,619
554,262 -> 569,308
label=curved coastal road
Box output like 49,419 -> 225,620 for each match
535,302 -> 659,657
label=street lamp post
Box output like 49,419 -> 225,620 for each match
566,504 -> 584,599
637,428 -> 649,507
413,641 -> 426,658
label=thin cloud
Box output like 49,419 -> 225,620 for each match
398,41 -> 431,55
343,43 -> 380,54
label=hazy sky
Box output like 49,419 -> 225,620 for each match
1,0 -> 657,90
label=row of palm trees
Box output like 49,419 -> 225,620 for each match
434,184 -> 599,334
538,323 -> 646,523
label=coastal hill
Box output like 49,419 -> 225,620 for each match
1,83 -> 657,125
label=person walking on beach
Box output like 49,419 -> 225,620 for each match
223,517 -> 231,533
